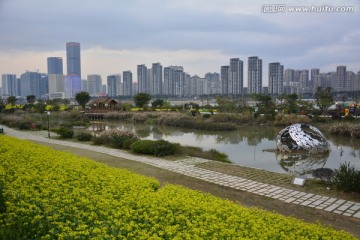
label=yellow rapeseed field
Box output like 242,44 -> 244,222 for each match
0,135 -> 357,239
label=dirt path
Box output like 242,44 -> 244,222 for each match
34,141 -> 360,238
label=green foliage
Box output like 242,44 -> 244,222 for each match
75,91 -> 91,109
251,94 -> 276,114
207,149 -> 229,162
76,131 -> 93,141
315,87 -> 334,115
26,95 -> 36,104
151,99 -> 164,108
92,130 -> 139,149
0,136 -> 354,239
216,97 -> 246,113
130,139 -> 179,156
134,92 -> 151,108
123,137 -> 140,149
54,127 -> 74,139
6,96 -> 17,106
332,162 -> 360,193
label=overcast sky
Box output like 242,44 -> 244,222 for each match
0,0 -> 359,86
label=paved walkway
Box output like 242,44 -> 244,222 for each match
1,125 -> 360,219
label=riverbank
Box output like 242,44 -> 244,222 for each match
1,125 -> 360,237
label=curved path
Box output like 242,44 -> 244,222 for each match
1,125 -> 360,219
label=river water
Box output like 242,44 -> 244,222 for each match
89,121 -> 360,176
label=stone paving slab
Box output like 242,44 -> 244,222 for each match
1,125 -> 360,219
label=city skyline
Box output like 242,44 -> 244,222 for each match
0,0 -> 359,86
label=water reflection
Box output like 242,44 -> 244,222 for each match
88,121 -> 360,175
276,152 -> 328,175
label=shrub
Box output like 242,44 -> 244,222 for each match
54,127 -> 74,139
153,140 -> 180,156
131,139 -> 157,155
123,137 -> 140,149
332,162 -> 360,193
18,121 -> 32,130
130,139 -> 179,156
207,149 -> 229,163
76,131 -> 93,141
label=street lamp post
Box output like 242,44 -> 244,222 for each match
46,111 -> 50,138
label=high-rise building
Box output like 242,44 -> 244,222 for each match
299,70 -> 309,95
107,74 -> 121,97
221,66 -> 229,95
20,71 -> 41,98
336,66 -> 346,92
88,75 -> 102,97
164,66 -> 184,96
81,79 -> 88,92
48,74 -> 65,95
205,72 -> 221,95
39,74 -> 49,98
150,63 -> 162,96
123,71 -> 133,96
1,74 -> 18,97
65,75 -> 81,98
229,58 -> 244,95
310,68 -> 320,92
248,56 -> 262,94
47,57 -> 63,74
137,64 -> 147,93
268,62 -> 284,95
66,42 -> 81,77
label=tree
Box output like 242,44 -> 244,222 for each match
26,95 -> 36,104
75,91 -> 91,109
7,96 -> 17,106
0,99 -> 4,111
315,87 -> 334,115
251,94 -> 275,114
285,94 -> 299,114
134,93 -> 151,108
151,99 -> 164,108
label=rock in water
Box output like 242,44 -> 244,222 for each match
276,123 -> 330,154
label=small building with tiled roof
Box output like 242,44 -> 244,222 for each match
87,98 -> 120,109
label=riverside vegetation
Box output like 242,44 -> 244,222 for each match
0,135 -> 357,239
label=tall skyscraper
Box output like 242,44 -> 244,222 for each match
137,64 -> 147,93
1,74 -> 18,97
221,66 -> 230,95
248,56 -> 262,94
205,72 -> 221,95
107,74 -> 121,97
20,71 -> 41,98
229,58 -> 244,95
48,74 -> 65,94
164,66 -> 184,96
47,57 -> 63,74
66,42 -> 81,77
123,71 -> 133,96
81,79 -> 88,92
336,66 -> 346,92
88,74 -> 102,97
268,62 -> 284,95
151,63 -> 162,95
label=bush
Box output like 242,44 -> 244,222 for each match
18,121 -> 32,130
54,127 -> 74,139
131,139 -> 157,155
130,139 -> 179,156
123,137 -> 140,149
332,162 -> 360,193
153,140 -> 180,156
207,149 -> 229,163
76,132 -> 93,141
273,114 -> 311,126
